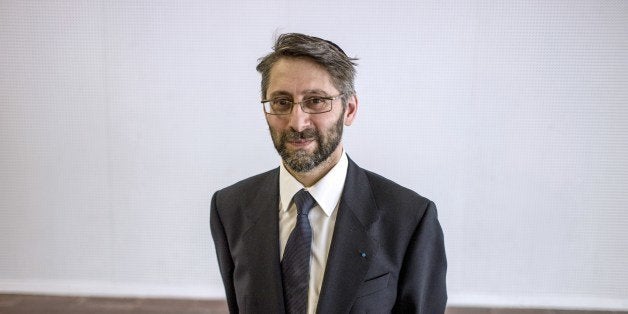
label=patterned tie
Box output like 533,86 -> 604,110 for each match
281,189 -> 315,314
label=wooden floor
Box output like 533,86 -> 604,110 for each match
0,294 -> 625,314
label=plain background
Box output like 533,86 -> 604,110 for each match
1,0 -> 627,310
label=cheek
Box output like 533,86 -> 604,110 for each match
266,115 -> 288,129
266,119 -> 287,139
266,117 -> 284,130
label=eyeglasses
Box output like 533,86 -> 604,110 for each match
261,94 -> 343,115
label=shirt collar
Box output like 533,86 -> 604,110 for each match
279,151 -> 349,217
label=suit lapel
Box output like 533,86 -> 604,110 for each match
316,159 -> 380,313
240,169 -> 285,312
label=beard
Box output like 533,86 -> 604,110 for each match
269,113 -> 344,173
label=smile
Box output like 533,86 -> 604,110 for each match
287,138 -> 315,147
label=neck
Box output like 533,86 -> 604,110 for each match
285,145 -> 344,187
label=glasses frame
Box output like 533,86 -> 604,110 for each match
261,93 -> 344,115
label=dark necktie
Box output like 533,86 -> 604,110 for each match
281,189 -> 315,314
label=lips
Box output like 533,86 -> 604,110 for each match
284,129 -> 317,147
287,138 -> 315,147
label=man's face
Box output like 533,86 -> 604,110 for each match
265,58 -> 354,173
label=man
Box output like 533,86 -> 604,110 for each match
211,33 -> 447,313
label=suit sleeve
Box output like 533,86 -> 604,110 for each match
210,191 -> 239,313
393,200 -> 447,313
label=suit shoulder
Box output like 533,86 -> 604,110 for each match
214,168 -> 278,199
362,169 -> 432,211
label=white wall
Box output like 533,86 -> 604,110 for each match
1,0 -> 627,310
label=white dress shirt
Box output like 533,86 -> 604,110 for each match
278,152 -> 349,314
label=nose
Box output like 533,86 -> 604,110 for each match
286,102 -> 311,132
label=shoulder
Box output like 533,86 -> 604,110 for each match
365,169 -> 431,206
213,168 -> 279,203
349,160 -> 435,224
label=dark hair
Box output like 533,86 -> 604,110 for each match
256,33 -> 358,102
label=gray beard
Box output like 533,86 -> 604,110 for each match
270,114 -> 344,173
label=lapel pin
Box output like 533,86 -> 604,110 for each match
360,251 -> 367,258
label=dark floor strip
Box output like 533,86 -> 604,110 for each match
0,294 -> 625,314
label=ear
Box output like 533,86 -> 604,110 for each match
343,94 -> 358,126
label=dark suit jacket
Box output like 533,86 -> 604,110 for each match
210,158 -> 447,313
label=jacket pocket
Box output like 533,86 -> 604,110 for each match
356,272 -> 390,298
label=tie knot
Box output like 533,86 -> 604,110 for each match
293,189 -> 315,216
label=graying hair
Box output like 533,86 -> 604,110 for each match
256,33 -> 358,103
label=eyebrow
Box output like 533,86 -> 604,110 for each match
267,89 -> 330,98
267,91 -> 291,98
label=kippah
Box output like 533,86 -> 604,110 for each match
312,36 -> 348,56
325,39 -> 347,56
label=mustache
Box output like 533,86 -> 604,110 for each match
283,128 -> 318,141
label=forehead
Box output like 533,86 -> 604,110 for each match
267,57 -> 337,96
